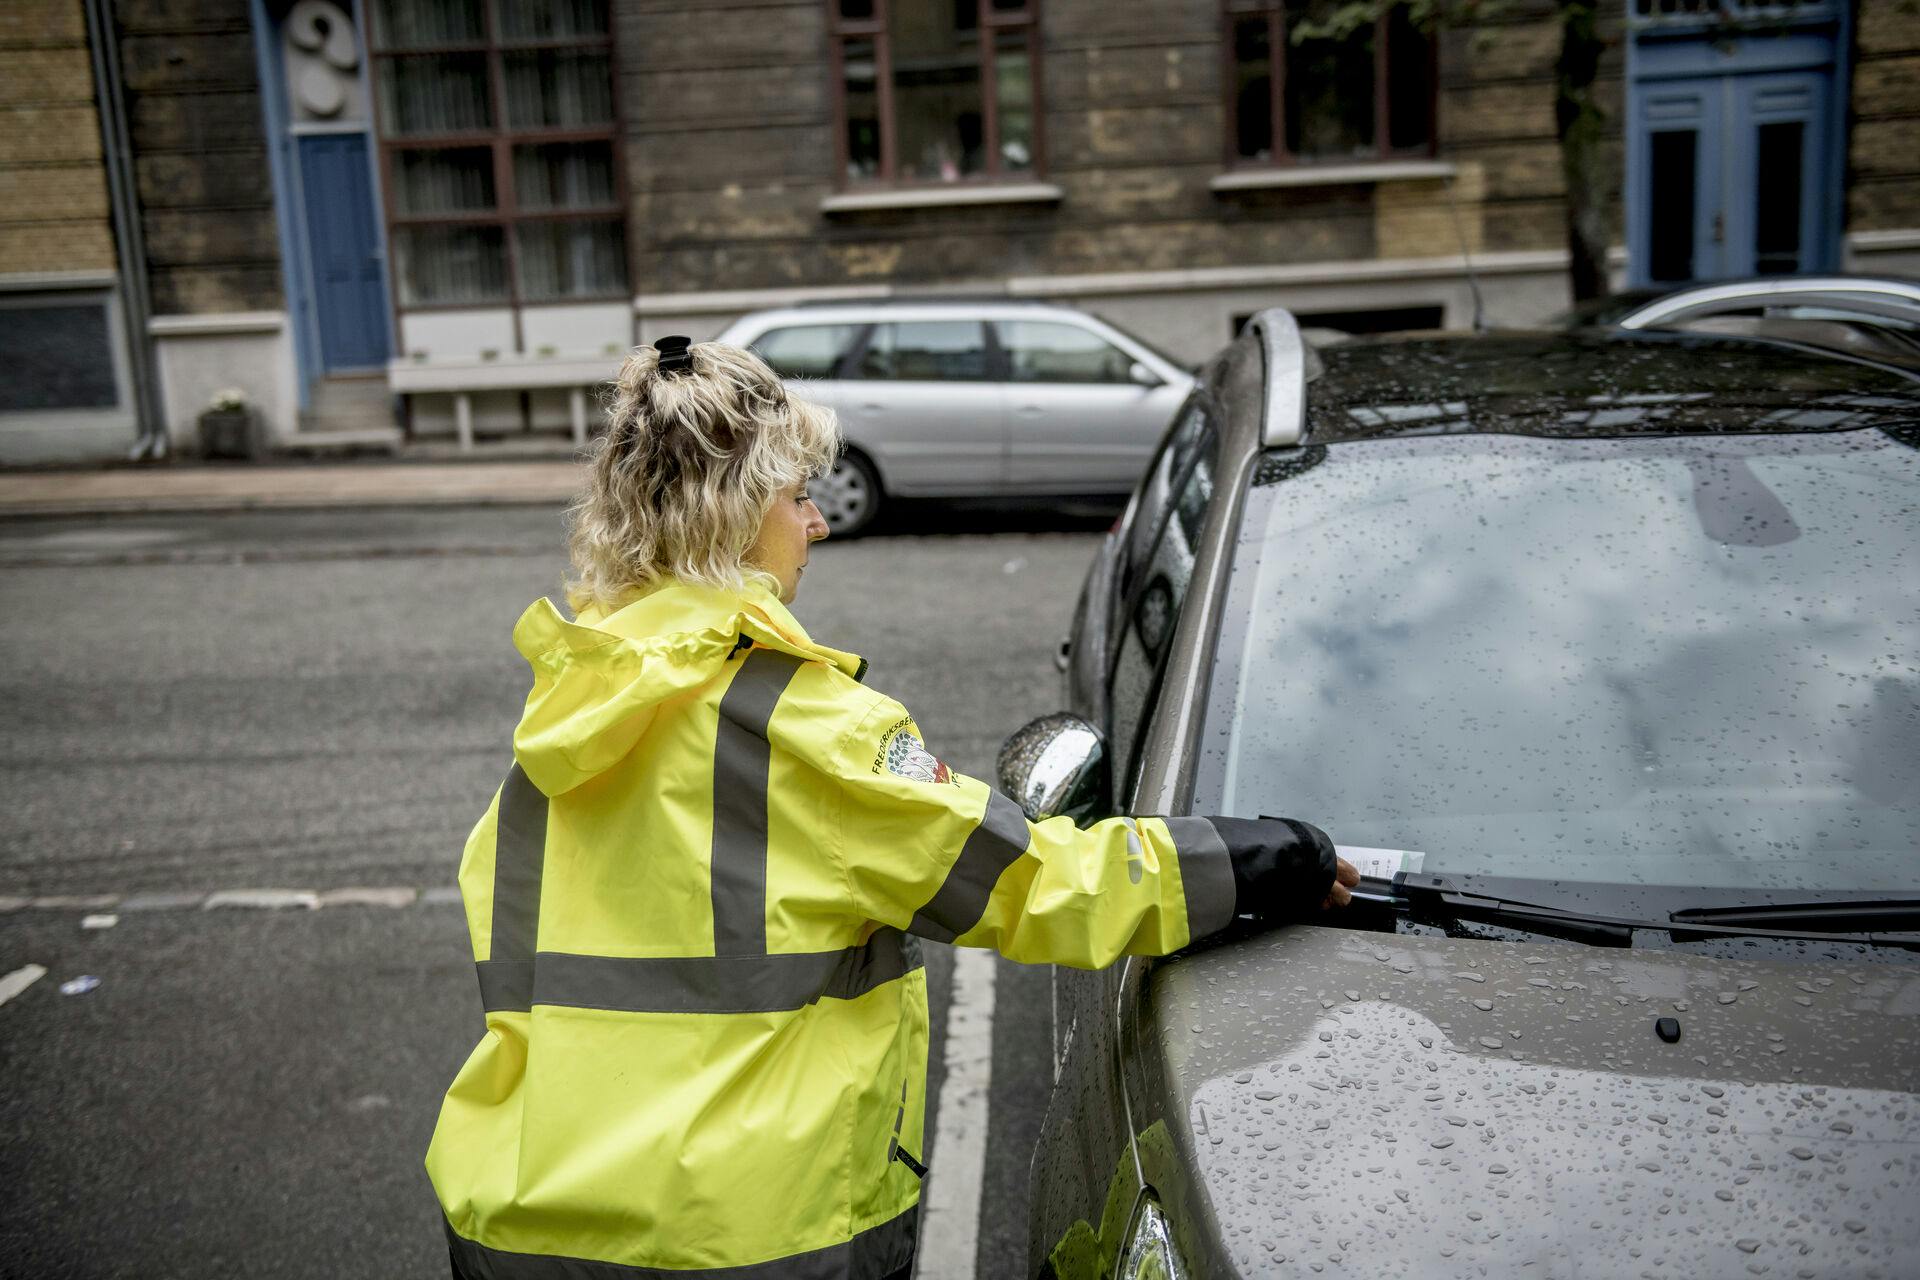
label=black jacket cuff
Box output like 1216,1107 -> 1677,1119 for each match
1210,816 -> 1337,918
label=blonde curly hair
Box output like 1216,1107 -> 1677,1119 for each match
566,340 -> 840,610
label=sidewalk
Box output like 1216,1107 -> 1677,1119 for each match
0,458 -> 587,518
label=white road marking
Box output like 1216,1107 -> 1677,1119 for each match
918,946 -> 997,1280
0,964 -> 48,1009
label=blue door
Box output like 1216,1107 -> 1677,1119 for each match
299,133 -> 391,372
1636,79 -> 1726,284
1724,71 -> 1834,277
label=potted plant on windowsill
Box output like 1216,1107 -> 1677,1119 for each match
198,387 -> 265,460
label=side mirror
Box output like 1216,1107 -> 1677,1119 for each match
997,713 -> 1111,826
1127,361 -> 1161,388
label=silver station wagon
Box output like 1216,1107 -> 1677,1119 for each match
714,300 -> 1195,534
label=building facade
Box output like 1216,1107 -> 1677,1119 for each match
3,0 -> 1916,462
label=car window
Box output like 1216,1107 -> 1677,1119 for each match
999,320 -> 1135,384
750,324 -> 863,379
856,322 -> 990,381
1117,398 -> 1212,609
1108,443 -> 1215,798
1197,430 -> 1920,894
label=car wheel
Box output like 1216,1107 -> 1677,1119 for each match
815,449 -> 882,537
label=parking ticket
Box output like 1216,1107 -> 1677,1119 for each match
1336,846 -> 1426,880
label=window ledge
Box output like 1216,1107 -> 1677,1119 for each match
820,182 -> 1064,214
1210,160 -> 1457,192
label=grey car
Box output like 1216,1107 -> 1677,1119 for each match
713,300 -> 1194,534
1001,312 -> 1920,1278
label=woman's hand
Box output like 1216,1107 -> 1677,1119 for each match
1321,857 -> 1361,909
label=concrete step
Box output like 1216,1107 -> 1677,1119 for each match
308,374 -> 395,415
278,425 -> 404,456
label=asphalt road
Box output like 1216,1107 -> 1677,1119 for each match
0,500 -> 1114,1279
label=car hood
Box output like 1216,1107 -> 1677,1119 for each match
1142,925 -> 1920,1279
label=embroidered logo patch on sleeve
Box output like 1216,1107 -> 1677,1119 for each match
874,716 -> 953,785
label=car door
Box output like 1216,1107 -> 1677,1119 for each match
997,318 -> 1185,491
837,320 -> 1006,494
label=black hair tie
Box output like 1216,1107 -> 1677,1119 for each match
654,335 -> 694,376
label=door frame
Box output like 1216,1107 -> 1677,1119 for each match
1624,0 -> 1851,288
251,0 -> 395,402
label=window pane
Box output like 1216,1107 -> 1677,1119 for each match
0,301 -> 118,411
839,0 -> 875,19
1754,120 -> 1804,276
396,224 -> 508,304
393,146 -> 496,214
858,322 -> 989,381
377,54 -> 492,135
752,324 -> 864,378
1284,2 -> 1376,160
516,219 -> 627,300
1385,6 -> 1433,152
1001,320 -> 1133,383
893,0 -> 984,181
495,0 -> 608,40
513,141 -> 616,209
503,50 -> 614,128
1648,128 -> 1697,283
373,0 -> 483,49
1232,16 -> 1273,161
843,36 -> 881,180
995,31 -> 1034,173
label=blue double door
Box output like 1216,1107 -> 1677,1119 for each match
298,132 -> 391,372
1628,20 -> 1846,287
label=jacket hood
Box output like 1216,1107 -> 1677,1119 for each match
509,581 -> 865,797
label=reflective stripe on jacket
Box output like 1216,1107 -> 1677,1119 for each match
425,581 -> 1238,1276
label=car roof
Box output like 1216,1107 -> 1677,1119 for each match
1298,327 -> 1920,446
724,299 -> 1118,329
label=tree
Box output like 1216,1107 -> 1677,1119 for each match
1295,0 -> 1613,302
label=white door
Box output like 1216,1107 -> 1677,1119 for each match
838,320 -> 1006,494
996,319 -> 1183,491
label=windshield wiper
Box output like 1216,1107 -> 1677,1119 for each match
1388,879 -> 1920,950
1390,876 -> 1643,947
1669,897 -> 1920,934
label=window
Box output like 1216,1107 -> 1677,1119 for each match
999,320 -> 1135,384
0,298 -> 120,412
1107,424 -> 1217,794
829,0 -> 1041,186
1225,0 -> 1434,165
371,0 -> 628,309
752,324 -> 865,379
855,321 -> 990,380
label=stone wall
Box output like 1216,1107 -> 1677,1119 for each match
618,0 -> 1604,300
1850,0 -> 1920,234
0,0 -> 117,278
113,0 -> 281,314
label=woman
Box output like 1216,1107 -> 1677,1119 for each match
427,337 -> 1356,1279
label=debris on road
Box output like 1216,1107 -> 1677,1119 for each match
60,975 -> 102,996
1,963 -> 48,1007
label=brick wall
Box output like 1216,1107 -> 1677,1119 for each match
114,0 -> 280,314
0,0 -> 117,277
619,0 -> 1607,299
1851,0 -> 1920,233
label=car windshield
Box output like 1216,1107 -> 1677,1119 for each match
1192,428 -> 1920,894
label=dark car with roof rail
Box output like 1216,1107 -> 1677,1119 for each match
998,310 -> 1920,1279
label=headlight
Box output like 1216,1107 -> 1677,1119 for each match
1117,1193 -> 1188,1280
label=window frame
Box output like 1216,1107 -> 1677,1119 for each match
827,0 -> 1047,191
1220,0 -> 1438,170
368,0 -> 634,320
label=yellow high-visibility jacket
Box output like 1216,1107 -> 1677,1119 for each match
426,580 -> 1241,1277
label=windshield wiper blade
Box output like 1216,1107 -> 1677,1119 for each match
1391,876 -> 1644,947
1669,897 -> 1920,933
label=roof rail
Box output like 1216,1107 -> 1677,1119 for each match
790,293 -> 1056,308
1243,307 -> 1317,447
